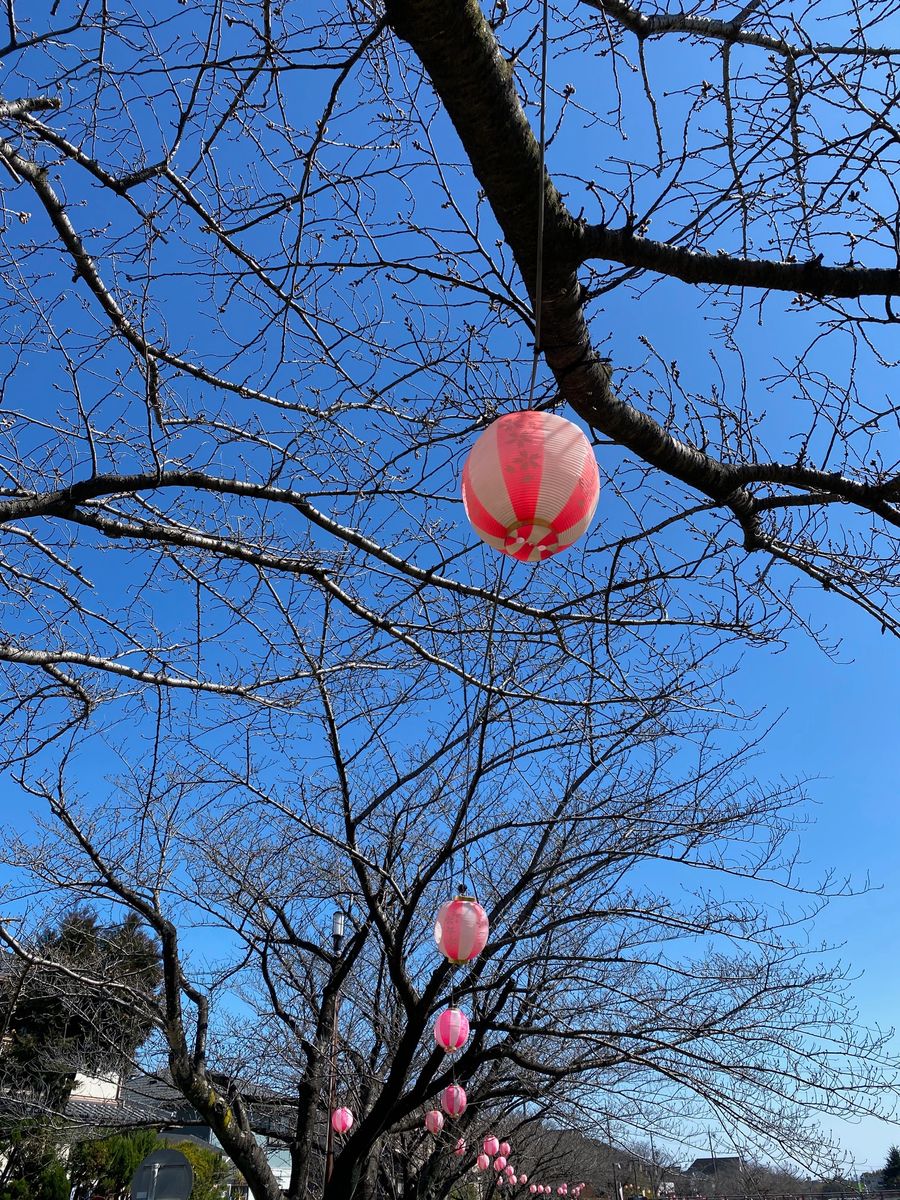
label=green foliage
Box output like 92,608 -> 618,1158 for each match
69,1128 -> 160,1198
170,1138 -> 231,1200
0,907 -> 161,1106
0,908 -> 161,1197
882,1147 -> 900,1190
0,1159 -> 70,1200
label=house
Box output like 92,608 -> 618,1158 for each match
65,1068 -> 293,1193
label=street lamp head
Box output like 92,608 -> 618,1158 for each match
332,910 -> 345,941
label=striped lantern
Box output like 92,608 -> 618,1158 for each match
424,1109 -> 444,1136
500,1142 -> 511,1157
331,1107 -> 353,1135
461,411 -> 600,563
434,895 -> 489,964
484,1136 -> 500,1157
520,1177 -> 528,1185
434,1006 -> 471,1052
494,1158 -> 508,1172
477,1154 -> 490,1171
441,1084 -> 467,1116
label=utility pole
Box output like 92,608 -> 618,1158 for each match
323,910 -> 346,1194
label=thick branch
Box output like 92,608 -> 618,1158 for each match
584,0 -> 900,59
580,225 -> 900,298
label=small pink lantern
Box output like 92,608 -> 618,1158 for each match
484,1135 -> 500,1157
434,895 -> 489,963
507,1166 -> 516,1178
442,1084 -> 467,1116
495,1157 -> 508,1171
424,1109 -> 444,1136
331,1107 -> 353,1135
520,1177 -> 528,1185
477,1154 -> 490,1170
531,1188 -> 538,1195
434,1007 -> 471,1052
462,411 -> 600,563
500,1141 -> 511,1157
454,1137 -> 466,1156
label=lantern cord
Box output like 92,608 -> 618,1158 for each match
461,553 -> 508,895
526,0 -> 551,406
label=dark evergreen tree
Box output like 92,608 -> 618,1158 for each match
882,1148 -> 900,1191
0,908 -> 161,1195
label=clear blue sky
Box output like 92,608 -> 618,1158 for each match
731,606 -> 900,1170
3,0 -> 900,1176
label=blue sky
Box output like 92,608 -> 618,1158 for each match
731,605 -> 900,1169
2,0 -> 900,1176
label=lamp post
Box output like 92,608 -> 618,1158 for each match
323,911 -> 345,1194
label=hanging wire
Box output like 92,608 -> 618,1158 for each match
459,0 -> 550,893
460,551 -> 509,895
526,0 -> 551,406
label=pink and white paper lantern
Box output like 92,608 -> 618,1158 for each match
500,1141 -> 511,1157
330,1107 -> 353,1135
434,895 -> 489,964
483,1135 -> 500,1157
434,1007 -> 470,1052
462,411 -> 600,563
424,1110 -> 444,1135
477,1154 -> 490,1171
441,1084 -> 467,1116
454,1137 -> 466,1156
495,1157 -> 508,1171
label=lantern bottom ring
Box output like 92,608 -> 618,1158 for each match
503,521 -> 557,552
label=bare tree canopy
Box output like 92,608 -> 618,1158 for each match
2,0 -> 900,737
1,2 -> 900,1199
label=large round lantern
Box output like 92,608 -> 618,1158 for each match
477,1154 -> 490,1171
425,1110 -> 444,1136
462,411 -> 600,563
454,1137 -> 466,1156
442,1084 -> 467,1116
434,1007 -> 470,1052
484,1136 -> 500,1157
331,1107 -> 353,1135
500,1141 -> 511,1157
434,895 -> 489,964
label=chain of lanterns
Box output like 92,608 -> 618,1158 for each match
327,417 -> 600,1181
